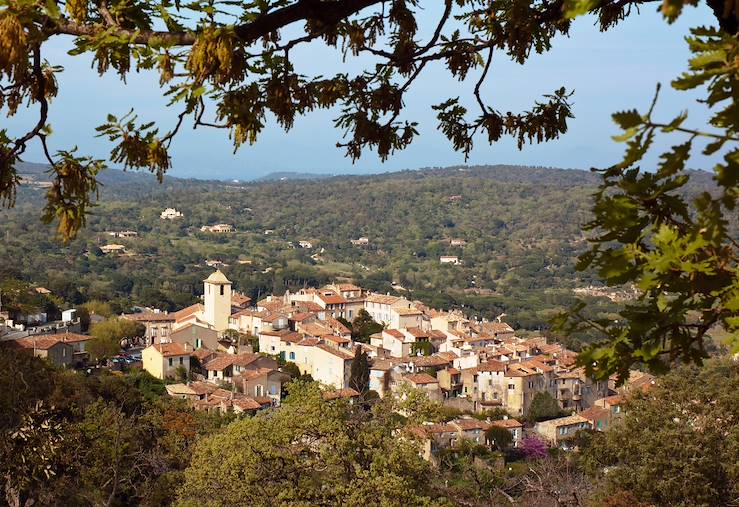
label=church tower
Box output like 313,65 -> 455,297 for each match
203,269 -> 231,331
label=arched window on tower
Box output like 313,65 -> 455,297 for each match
220,285 -> 224,296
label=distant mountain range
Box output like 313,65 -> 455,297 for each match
15,160 -> 717,190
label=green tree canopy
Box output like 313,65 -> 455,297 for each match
351,308 -> 384,343
526,391 -> 564,422
176,381 -> 440,506
88,317 -> 144,359
485,425 -> 513,451
582,359 -> 739,506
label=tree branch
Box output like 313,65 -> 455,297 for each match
52,0 -> 384,46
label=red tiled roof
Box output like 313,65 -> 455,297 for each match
428,330 -> 447,340
261,312 -> 286,323
437,351 -> 458,360
315,343 -> 354,360
294,301 -> 324,312
51,332 -> 92,343
174,304 -> 203,321
579,406 -> 610,421
370,359 -> 394,371
123,311 -> 175,322
334,283 -> 361,291
300,322 -> 332,337
231,308 -> 268,319
405,327 -> 428,338
232,397 -> 262,411
191,348 -> 216,361
409,355 -> 451,367
203,354 -> 235,371
288,312 -> 315,322
384,329 -> 405,340
234,367 -> 276,381
322,334 -> 351,344
298,337 -> 321,347
188,381 -> 219,396
231,293 -> 252,307
489,418 -> 523,429
487,322 -> 514,333
477,360 -> 507,372
257,299 -> 286,312
153,342 -> 189,357
452,418 -> 487,431
600,394 -> 625,406
404,372 -> 439,385
11,336 -> 68,350
280,332 -> 303,344
365,293 -> 401,305
323,317 -> 351,334
394,307 -> 422,316
323,387 -> 361,400
317,290 -> 347,305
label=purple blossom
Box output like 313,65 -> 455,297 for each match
521,436 -> 548,460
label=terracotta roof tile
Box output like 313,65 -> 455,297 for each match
323,387 -> 361,400
152,342 -> 189,357
404,372 -> 439,385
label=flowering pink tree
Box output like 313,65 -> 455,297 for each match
521,436 -> 548,460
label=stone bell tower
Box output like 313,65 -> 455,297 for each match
203,269 -> 231,331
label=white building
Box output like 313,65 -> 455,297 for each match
100,244 -> 126,254
440,256 -> 461,265
160,208 -> 183,219
200,223 -> 234,233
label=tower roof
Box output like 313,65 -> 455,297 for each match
204,269 -> 231,285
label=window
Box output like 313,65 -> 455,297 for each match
255,385 -> 264,397
161,328 -> 166,336
195,338 -> 202,348
528,381 -> 534,389
168,358 -> 173,367
220,285 -> 224,296
179,357 -> 183,365
289,352 -> 295,360
508,384 -> 515,390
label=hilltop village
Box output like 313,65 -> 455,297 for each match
73,269 -> 649,450
0,268 -> 655,456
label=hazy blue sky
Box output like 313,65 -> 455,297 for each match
10,5 -> 717,180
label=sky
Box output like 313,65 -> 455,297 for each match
9,4 -> 718,180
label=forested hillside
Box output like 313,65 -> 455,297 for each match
0,164 -> 717,339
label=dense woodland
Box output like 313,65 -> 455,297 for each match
1,164 -> 722,346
